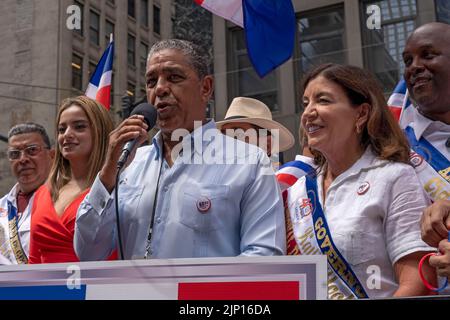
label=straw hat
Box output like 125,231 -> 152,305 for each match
216,97 -> 295,152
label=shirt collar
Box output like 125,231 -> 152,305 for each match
6,184 -> 20,205
321,146 -> 384,189
151,119 -> 217,159
410,108 -> 434,141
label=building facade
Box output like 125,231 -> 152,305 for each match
212,0 -> 441,162
0,0 -> 447,194
0,0 -> 172,194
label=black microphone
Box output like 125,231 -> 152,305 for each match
117,103 -> 157,169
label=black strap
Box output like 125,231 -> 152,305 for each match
145,149 -> 165,258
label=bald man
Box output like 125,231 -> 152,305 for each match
402,22 -> 450,281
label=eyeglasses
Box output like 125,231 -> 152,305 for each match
7,144 -> 47,161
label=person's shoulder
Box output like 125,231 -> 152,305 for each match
0,184 -> 18,203
371,158 -> 417,181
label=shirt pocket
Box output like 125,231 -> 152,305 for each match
348,231 -> 377,265
180,184 -> 230,232
118,185 -> 145,218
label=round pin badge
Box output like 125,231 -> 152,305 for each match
196,197 -> 211,213
409,152 -> 424,168
357,181 -> 370,195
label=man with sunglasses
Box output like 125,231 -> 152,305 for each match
0,123 -> 54,265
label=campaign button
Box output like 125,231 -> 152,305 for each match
357,181 -> 370,195
409,152 -> 423,168
197,197 -> 211,213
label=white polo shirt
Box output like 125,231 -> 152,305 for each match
289,147 -> 434,298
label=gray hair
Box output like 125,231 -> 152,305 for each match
8,122 -> 51,148
148,39 -> 211,79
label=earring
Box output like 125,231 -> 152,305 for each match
356,124 -> 361,134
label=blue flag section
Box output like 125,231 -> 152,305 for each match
243,0 -> 296,78
0,285 -> 87,300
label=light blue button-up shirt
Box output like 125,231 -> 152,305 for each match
74,120 -> 285,260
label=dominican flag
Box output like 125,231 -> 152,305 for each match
276,159 -> 315,193
195,0 -> 296,78
387,78 -> 415,129
85,38 -> 114,110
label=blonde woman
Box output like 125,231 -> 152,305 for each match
29,96 -> 114,263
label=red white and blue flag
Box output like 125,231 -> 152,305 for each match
276,159 -> 315,193
85,38 -> 114,110
195,0 -> 296,78
387,78 -> 414,129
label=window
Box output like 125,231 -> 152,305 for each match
436,0 -> 450,24
88,61 -> 97,80
153,5 -> 161,35
361,0 -> 417,93
89,10 -> 100,45
74,0 -> 84,36
140,42 -> 149,74
105,19 -> 114,46
107,0 -> 115,6
72,54 -> 83,90
228,28 -> 278,112
296,7 -> 346,75
127,81 -> 136,104
141,0 -> 149,27
128,0 -> 135,18
128,34 -> 136,67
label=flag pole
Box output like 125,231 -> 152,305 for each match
110,33 -> 113,43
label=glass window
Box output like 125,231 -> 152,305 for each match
89,10 -> 100,45
153,5 -> 161,35
74,0 -> 84,36
296,7 -> 346,75
128,34 -> 136,67
361,0 -> 417,93
105,19 -> 114,47
141,0 -> 149,27
140,42 -> 149,74
128,0 -> 135,18
127,81 -> 136,104
436,0 -> 450,24
228,28 -> 278,112
88,61 -> 96,80
72,54 -> 83,91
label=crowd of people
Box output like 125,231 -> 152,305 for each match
0,22 -> 450,299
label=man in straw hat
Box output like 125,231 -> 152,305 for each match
216,97 -> 295,170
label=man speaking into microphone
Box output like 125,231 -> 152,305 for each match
74,39 -> 285,260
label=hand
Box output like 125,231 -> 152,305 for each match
421,200 -> 450,247
99,115 -> 148,192
429,239 -> 450,279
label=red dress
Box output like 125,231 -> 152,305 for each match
29,185 -> 117,264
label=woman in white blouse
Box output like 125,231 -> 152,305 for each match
285,63 -> 436,299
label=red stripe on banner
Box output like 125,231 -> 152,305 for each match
388,106 -> 401,121
178,281 -> 300,300
96,86 -> 111,110
276,174 -> 299,187
194,0 -> 204,5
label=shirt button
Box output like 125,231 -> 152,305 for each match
163,186 -> 168,192
156,218 -> 162,223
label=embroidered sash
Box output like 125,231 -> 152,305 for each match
404,126 -> 450,200
7,201 -> 28,264
277,159 -> 316,255
287,174 -> 369,299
